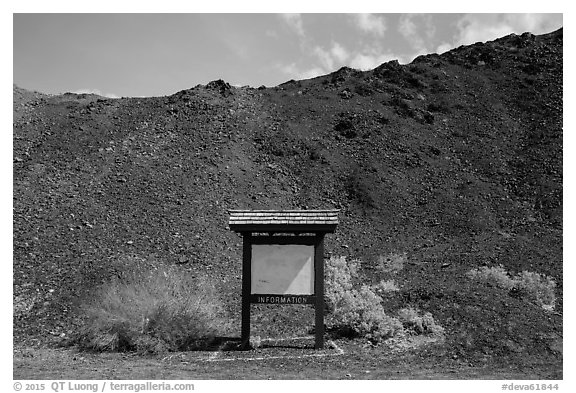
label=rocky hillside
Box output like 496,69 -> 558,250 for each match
13,29 -> 562,361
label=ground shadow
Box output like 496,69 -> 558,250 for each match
208,335 -> 318,351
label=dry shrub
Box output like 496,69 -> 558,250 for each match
398,307 -> 445,336
466,264 -> 516,290
73,266 -> 230,353
466,265 -> 556,310
325,255 -> 448,345
376,279 -> 400,293
325,256 -> 402,342
514,271 -> 556,310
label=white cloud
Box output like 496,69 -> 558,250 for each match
278,62 -> 298,76
280,40 -> 401,79
455,14 -> 562,46
278,63 -> 325,81
397,14 -> 443,63
278,39 -> 352,82
312,46 -> 334,71
309,41 -> 350,74
503,13 -> 562,35
349,52 -> 400,71
398,15 -> 417,38
436,42 -> 453,54
352,13 -> 387,37
280,13 -> 305,37
330,42 -> 349,63
398,14 -> 435,54
71,88 -> 119,99
456,17 -> 513,45
398,14 -> 423,51
429,14 -> 561,57
299,67 -> 326,80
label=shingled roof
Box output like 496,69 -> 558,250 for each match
228,209 -> 339,233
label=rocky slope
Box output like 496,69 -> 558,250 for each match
13,29 -> 562,362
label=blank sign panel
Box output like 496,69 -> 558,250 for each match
251,244 -> 314,295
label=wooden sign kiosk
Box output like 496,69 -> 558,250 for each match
228,209 -> 339,350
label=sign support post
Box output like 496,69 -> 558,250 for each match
241,233 -> 252,349
314,233 -> 325,349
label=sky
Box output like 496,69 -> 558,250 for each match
13,12 -> 563,98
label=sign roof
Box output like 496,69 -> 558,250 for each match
228,209 -> 339,233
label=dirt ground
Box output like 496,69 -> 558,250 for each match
14,337 -> 562,380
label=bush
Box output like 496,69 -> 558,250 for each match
325,256 -> 403,342
466,265 -> 556,310
466,264 -> 516,290
73,266 -> 230,353
398,307 -> 445,336
376,279 -> 400,292
514,271 -> 556,310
